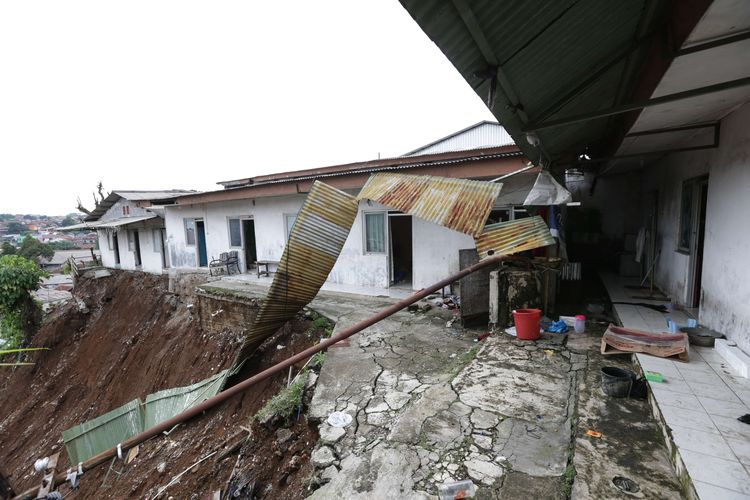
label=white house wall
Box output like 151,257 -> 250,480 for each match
644,100 -> 750,353
97,222 -> 166,274
164,196 -> 478,290
412,218 -> 476,289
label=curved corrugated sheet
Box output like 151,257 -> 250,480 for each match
357,173 -> 502,237
233,181 -> 359,365
475,216 -> 555,259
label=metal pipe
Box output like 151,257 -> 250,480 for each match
12,254 -> 517,499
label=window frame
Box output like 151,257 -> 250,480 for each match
184,218 -> 196,246
227,217 -> 243,248
362,210 -> 387,254
284,213 -> 298,241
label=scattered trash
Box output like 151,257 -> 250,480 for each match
687,318 -> 698,328
438,479 -> 477,500
33,457 -> 50,473
156,462 -> 166,475
276,344 -> 285,350
326,411 -> 353,428
446,318 -> 457,328
738,414 -> 750,425
543,349 -> 555,356
475,332 -> 491,342
612,476 -> 640,494
559,315 -> 576,327
546,320 -> 568,334
585,429 -> 602,438
210,308 -> 224,317
644,371 -> 664,383
504,326 -> 518,337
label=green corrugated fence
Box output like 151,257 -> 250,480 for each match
62,399 -> 143,465
62,370 -> 229,464
144,369 -> 229,428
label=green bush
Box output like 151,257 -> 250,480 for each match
0,255 -> 46,349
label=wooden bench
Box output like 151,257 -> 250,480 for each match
256,260 -> 279,278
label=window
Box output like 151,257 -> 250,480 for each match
122,205 -> 130,216
228,218 -> 242,247
284,214 -> 297,240
127,230 -> 135,251
678,180 -> 695,253
184,218 -> 196,246
364,212 -> 386,253
152,229 -> 162,253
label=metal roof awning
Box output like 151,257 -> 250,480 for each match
94,214 -> 158,229
399,0 -> 720,167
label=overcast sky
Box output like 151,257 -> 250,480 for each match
0,1 -> 493,215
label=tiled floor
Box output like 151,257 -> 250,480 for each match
601,273 -> 750,499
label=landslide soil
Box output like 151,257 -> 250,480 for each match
0,271 -> 320,499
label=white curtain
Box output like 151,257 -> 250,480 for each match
365,213 -> 385,253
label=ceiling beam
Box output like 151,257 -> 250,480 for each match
524,76 -> 750,132
677,29 -> 750,56
625,121 -> 718,137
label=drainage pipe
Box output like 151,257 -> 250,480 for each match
13,254 -> 517,499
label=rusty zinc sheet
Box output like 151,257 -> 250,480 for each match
233,181 -> 359,365
474,216 -> 555,260
356,173 -> 502,237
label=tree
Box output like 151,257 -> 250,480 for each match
49,241 -> 81,250
17,236 -> 54,262
60,215 -> 80,227
0,255 -> 45,348
1,242 -> 15,255
77,181 -> 108,216
6,222 -> 27,234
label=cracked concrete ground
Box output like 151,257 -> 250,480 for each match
203,280 -> 683,499
306,291 -> 581,499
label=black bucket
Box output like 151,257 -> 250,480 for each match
601,367 -> 634,398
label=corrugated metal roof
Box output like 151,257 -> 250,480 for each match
357,173 -> 502,236
399,0 -> 661,163
144,370 -> 229,429
474,216 -> 555,259
404,121 -> 515,156
216,148 -> 523,189
85,190 -> 197,221
62,399 -> 143,465
232,181 -> 359,365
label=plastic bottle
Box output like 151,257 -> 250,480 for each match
574,314 -> 586,334
438,480 -> 477,500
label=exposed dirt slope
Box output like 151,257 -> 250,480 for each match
0,271 -> 319,499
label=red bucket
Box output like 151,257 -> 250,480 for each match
513,308 -> 541,341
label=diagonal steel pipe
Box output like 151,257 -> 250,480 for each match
12,254 -> 518,499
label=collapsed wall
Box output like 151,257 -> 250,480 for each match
0,271 -> 319,499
